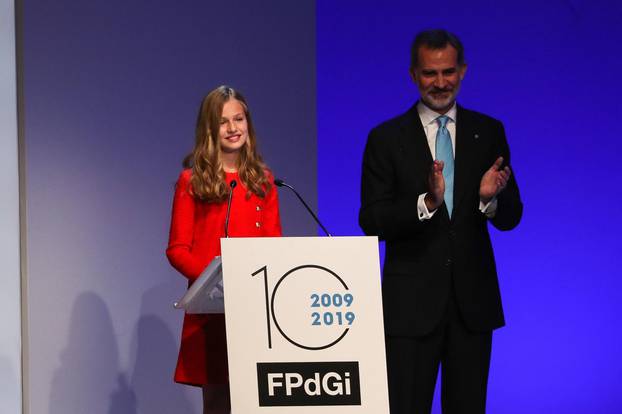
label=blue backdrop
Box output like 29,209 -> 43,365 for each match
317,1 -> 622,412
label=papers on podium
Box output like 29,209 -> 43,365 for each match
174,256 -> 224,314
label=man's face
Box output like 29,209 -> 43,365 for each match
411,45 -> 467,114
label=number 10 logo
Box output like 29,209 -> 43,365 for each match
252,264 -> 356,351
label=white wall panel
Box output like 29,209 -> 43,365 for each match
0,0 -> 22,412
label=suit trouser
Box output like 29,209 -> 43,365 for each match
385,287 -> 492,414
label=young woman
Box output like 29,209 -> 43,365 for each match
166,86 -> 282,413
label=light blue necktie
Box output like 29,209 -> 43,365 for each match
435,115 -> 454,217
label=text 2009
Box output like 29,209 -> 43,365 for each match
310,293 -> 355,326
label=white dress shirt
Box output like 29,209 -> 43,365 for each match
415,101 -> 497,220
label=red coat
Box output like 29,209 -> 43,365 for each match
166,169 -> 282,386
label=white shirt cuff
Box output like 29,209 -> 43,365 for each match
479,197 -> 498,218
417,193 -> 437,221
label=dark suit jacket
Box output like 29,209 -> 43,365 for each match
359,103 -> 522,337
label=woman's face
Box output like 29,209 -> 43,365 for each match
218,98 -> 248,154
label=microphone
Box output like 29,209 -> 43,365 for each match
274,178 -> 332,237
224,180 -> 237,238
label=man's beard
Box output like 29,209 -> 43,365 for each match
421,86 -> 460,111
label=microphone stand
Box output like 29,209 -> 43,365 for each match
274,178 -> 332,237
224,180 -> 237,238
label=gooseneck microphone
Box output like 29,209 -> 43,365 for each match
224,180 -> 237,238
274,178 -> 332,237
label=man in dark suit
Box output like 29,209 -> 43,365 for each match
359,30 -> 522,413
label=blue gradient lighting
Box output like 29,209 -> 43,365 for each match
318,1 -> 622,412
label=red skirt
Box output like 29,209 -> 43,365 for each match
174,313 -> 228,386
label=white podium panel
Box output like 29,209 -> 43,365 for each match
221,236 -> 389,414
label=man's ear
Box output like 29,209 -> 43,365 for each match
459,63 -> 468,81
409,68 -> 417,83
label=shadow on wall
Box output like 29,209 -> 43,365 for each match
49,292 -> 126,414
129,281 -> 195,413
108,374 -> 137,414
49,290 -> 195,414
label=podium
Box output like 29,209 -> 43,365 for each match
174,256 -> 224,314
178,236 -> 389,413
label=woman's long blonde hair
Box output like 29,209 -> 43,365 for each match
183,86 -> 271,202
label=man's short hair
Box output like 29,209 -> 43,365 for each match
410,29 -> 465,69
